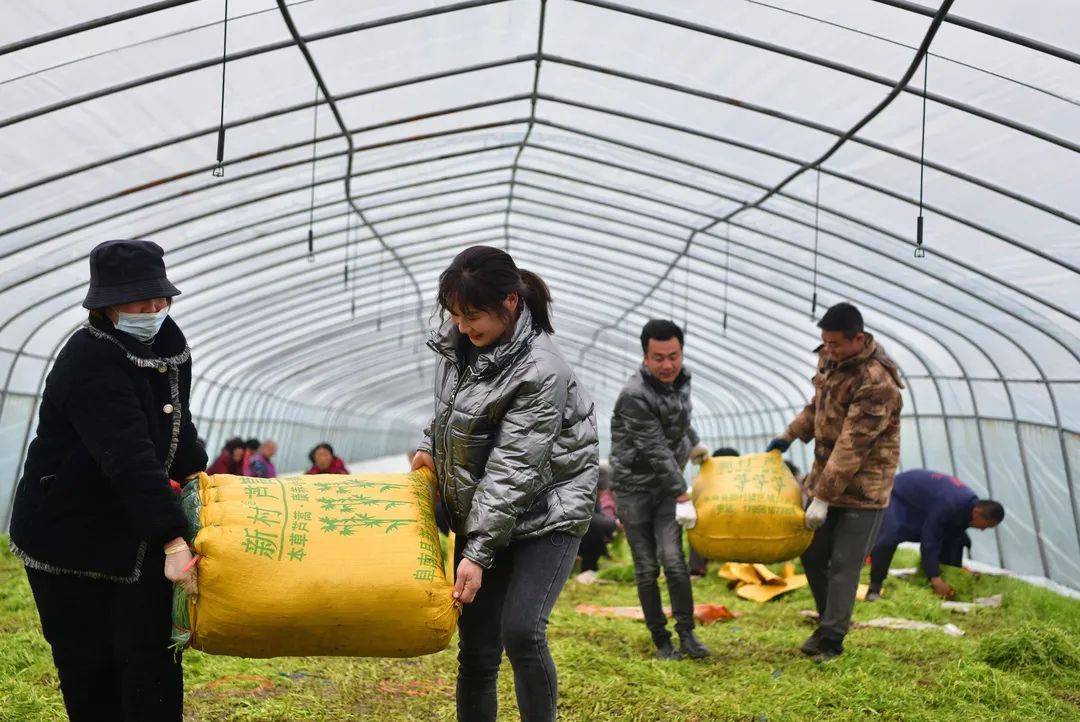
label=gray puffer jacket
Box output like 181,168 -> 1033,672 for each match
610,367 -> 700,498
418,306 -> 599,568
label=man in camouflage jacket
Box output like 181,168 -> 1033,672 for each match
767,302 -> 903,662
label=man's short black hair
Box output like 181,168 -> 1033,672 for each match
712,447 -> 740,457
817,302 -> 864,340
245,438 -> 261,451
976,499 -> 1005,524
640,319 -> 684,354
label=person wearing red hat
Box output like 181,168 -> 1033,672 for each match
9,240 -> 205,721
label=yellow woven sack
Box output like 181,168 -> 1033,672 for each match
688,452 -> 813,563
172,469 -> 457,658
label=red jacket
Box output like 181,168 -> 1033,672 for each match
307,457 -> 349,475
207,451 -> 240,475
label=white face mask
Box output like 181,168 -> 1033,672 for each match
115,307 -> 169,342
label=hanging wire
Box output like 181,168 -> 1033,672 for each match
306,81 -> 318,262
351,219 -> 360,320
349,262 -> 357,318
343,204 -> 351,290
811,168 -> 822,318
916,55 -> 929,258
211,0 -> 229,177
721,223 -> 730,334
376,244 -> 385,332
682,243 -> 691,334
669,255 -> 676,320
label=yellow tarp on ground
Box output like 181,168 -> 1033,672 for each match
689,452 -> 814,564
183,469 -> 457,658
717,562 -> 809,602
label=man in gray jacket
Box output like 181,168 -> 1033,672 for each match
610,320 -> 711,660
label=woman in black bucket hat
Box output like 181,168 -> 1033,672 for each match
9,240 -> 206,721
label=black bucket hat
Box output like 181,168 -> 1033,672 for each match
82,240 -> 181,309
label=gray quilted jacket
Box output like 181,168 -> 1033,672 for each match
418,306 -> 599,568
610,367 -> 700,498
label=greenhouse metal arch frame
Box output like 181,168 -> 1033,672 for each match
0,0 -> 1077,589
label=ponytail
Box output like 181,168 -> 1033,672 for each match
519,269 -> 554,334
437,245 -> 556,334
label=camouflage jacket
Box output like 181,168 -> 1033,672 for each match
783,335 -> 903,509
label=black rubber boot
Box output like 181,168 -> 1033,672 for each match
654,639 -> 683,661
678,630 -> 711,659
799,631 -> 823,656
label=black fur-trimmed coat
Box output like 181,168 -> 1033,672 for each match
9,314 -> 206,581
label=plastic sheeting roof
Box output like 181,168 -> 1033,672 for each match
1,0 -> 1078,588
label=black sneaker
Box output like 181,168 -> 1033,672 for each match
654,640 -> 683,661
678,631 -> 711,659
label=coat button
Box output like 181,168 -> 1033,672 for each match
163,404 -> 174,414
157,366 -> 167,373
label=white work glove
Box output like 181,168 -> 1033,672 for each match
675,500 -> 698,529
689,443 -> 710,465
804,498 -> 829,530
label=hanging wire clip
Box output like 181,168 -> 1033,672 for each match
914,55 -> 929,259
211,0 -> 229,177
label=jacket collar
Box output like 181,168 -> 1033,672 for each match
817,334 -> 903,388
428,305 -> 539,377
960,496 -> 978,528
639,365 -> 691,393
85,314 -> 191,368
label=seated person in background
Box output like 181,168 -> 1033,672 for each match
247,440 -> 277,478
307,443 -> 349,475
868,469 -> 1004,601
207,436 -> 245,475
576,461 -> 620,583
240,437 -> 260,475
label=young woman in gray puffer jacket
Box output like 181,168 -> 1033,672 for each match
411,245 -> 599,722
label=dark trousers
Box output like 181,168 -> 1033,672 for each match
868,540 -> 899,590
455,532 -> 579,722
579,512 -> 617,572
869,530 -> 969,589
615,490 -> 695,645
26,559 -> 182,722
801,506 -> 884,652
688,546 -> 708,576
